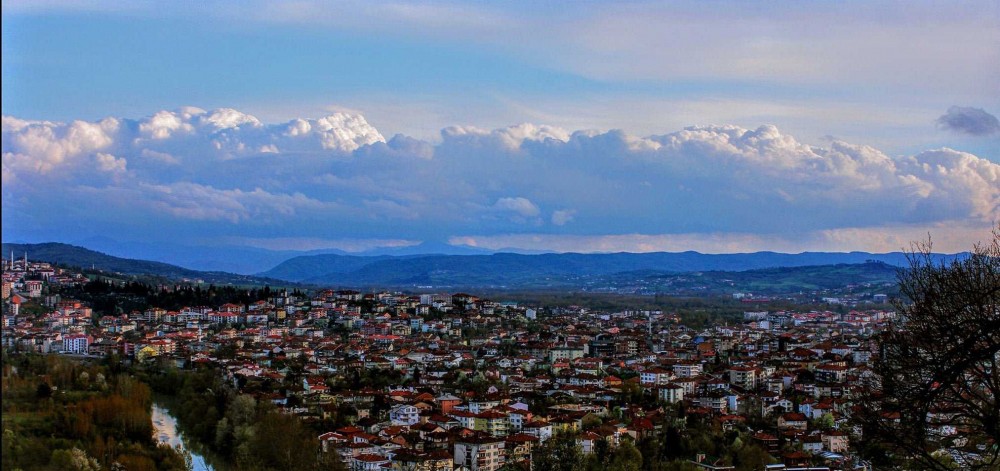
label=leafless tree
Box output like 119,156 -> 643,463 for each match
854,225 -> 999,470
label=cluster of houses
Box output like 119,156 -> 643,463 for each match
1,257 -> 894,471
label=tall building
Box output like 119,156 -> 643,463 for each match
453,435 -> 505,471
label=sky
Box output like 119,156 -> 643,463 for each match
2,0 -> 999,258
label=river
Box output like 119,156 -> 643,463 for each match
151,402 -> 216,471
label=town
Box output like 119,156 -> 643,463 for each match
2,254 -> 898,471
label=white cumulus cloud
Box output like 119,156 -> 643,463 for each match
3,107 -> 997,253
493,197 -> 541,219
1,107 -> 385,183
94,153 -> 126,173
2,116 -> 118,174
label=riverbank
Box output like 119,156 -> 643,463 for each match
140,365 -> 340,471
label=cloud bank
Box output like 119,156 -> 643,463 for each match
3,107 -> 997,253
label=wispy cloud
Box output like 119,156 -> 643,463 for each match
450,222 -> 995,254
224,236 -> 421,252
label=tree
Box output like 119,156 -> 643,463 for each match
581,414 -> 603,430
532,433 -> 583,471
608,440 -> 643,471
732,442 -> 772,471
591,438 -> 611,469
250,410 -> 321,470
854,227 -> 1000,470
815,412 -> 834,431
36,382 -> 52,399
49,448 -> 101,471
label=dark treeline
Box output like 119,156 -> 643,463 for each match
52,279 -> 304,314
1,353 -> 187,471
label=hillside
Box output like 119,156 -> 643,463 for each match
2,242 -> 289,286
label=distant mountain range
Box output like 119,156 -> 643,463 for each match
3,241 -> 960,293
2,242 -> 289,286
258,250 -> 950,289
61,237 -> 498,274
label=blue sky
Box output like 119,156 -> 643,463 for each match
2,1 -> 998,259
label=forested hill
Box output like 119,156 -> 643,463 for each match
2,242 -> 286,286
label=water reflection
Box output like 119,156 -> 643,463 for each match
151,403 -> 215,471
